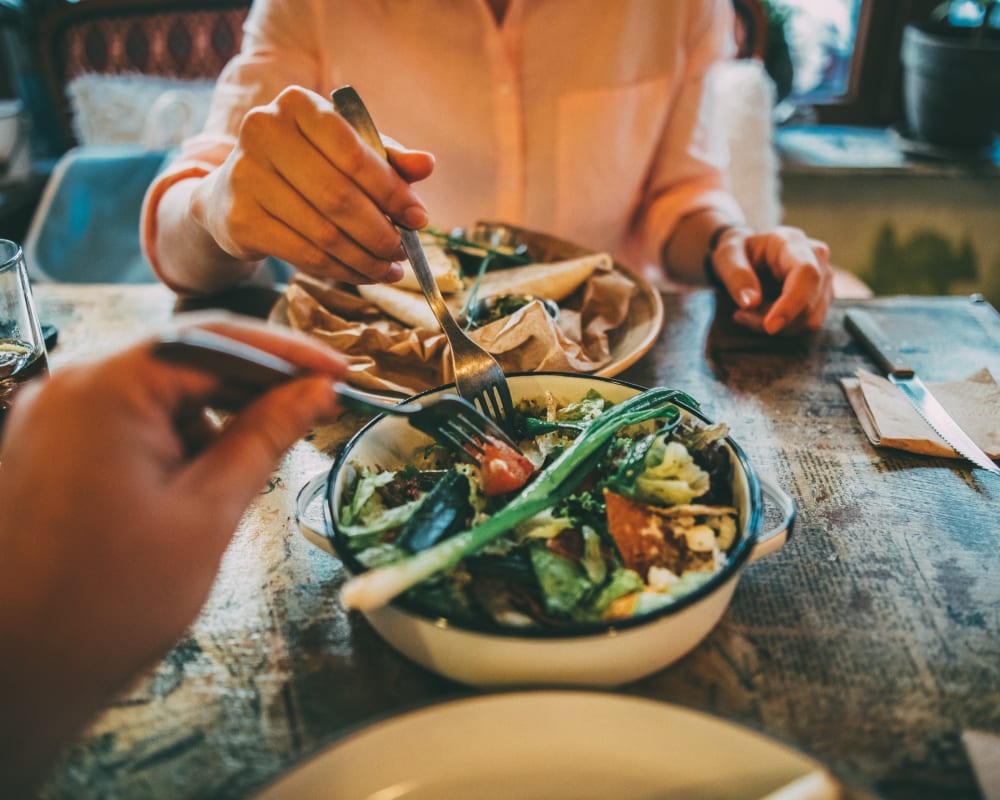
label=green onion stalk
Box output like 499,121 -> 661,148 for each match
340,387 -> 696,610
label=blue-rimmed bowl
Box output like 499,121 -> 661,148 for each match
297,373 -> 794,687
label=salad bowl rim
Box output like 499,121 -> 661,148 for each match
323,372 -> 763,640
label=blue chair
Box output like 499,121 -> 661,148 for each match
24,145 -> 169,283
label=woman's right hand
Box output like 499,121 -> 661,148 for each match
189,86 -> 435,285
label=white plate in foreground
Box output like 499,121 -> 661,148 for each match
256,691 -> 841,800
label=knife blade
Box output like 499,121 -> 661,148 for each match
845,308 -> 999,474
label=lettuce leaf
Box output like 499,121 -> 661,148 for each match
530,545 -> 592,614
634,439 -> 709,506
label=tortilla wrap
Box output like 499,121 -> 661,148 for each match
395,241 -> 463,294
474,252 -> 612,303
357,284 -> 439,331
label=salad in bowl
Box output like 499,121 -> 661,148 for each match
336,386 -> 740,629
300,373 -> 793,686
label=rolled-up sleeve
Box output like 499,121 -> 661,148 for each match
139,0 -> 326,278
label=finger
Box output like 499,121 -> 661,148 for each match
237,90 -> 417,265
745,232 -> 825,334
804,259 -> 835,331
280,89 -> 430,230
731,308 -> 768,333
745,227 -> 814,281
247,164 -> 405,281
180,375 -> 338,519
223,139 -> 403,281
91,315 -> 349,426
385,143 -> 436,183
201,167 -> 389,283
712,228 -> 762,309
257,132 -> 408,264
733,303 -> 812,336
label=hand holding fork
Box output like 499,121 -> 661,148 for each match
330,85 -> 515,430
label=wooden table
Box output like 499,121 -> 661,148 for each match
34,283 -> 1000,800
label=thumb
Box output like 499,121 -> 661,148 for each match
385,141 -> 436,183
180,376 -> 338,519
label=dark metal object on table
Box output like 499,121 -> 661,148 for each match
444,222 -> 531,273
463,293 -> 560,329
151,327 -> 518,461
330,85 -> 514,429
844,307 -> 999,475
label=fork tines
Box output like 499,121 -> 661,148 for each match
445,398 -> 519,457
474,384 -> 515,433
441,417 -> 487,459
464,406 -> 519,451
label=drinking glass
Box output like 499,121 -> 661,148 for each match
1,239 -> 48,430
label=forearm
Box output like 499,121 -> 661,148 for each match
153,177 -> 264,295
0,654 -> 112,797
660,208 -> 744,285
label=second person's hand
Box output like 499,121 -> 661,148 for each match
190,86 -> 435,286
0,314 -> 348,793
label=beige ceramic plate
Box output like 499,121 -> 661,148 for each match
268,224 -> 664,396
255,691 -> 843,800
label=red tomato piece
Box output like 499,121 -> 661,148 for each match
478,437 -> 535,496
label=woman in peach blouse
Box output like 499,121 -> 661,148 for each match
143,0 -> 832,335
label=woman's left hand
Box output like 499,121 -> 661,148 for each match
710,225 -> 834,335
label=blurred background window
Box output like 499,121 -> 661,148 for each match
763,0 -> 1000,126
777,0 -> 862,103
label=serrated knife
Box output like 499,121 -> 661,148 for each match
845,308 -> 999,474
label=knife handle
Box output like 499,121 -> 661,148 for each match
844,308 -> 915,378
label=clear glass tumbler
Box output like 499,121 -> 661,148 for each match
1,239 -> 48,430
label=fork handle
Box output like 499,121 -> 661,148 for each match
333,381 -> 419,416
331,87 -> 465,339
152,329 -> 301,388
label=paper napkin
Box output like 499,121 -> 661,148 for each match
840,367 -> 1000,459
964,730 -> 1000,800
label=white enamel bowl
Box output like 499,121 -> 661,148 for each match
297,373 -> 794,687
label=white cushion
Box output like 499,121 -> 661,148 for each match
712,59 -> 782,231
65,73 -> 215,149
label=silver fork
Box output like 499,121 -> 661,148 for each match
333,382 -> 519,464
150,327 -> 520,462
331,85 -> 515,428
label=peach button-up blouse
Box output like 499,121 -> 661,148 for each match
141,0 -> 745,282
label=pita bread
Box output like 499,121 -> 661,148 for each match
395,241 -> 463,294
474,252 -> 612,303
357,284 -> 439,331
